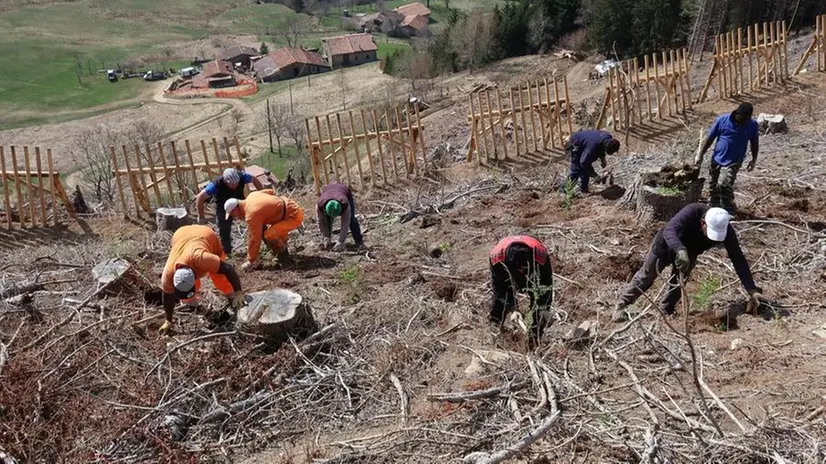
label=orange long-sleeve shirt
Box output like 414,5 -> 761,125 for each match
160,225 -> 224,294
237,190 -> 303,263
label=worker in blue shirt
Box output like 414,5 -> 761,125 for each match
695,103 -> 759,214
564,130 -> 620,194
195,168 -> 264,256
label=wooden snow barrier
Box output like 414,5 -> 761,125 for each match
793,15 -> 826,75
596,48 -> 692,131
698,20 -> 790,103
305,101 -> 427,194
110,136 -> 247,217
618,164 -> 704,223
236,289 -> 318,345
465,76 -> 574,163
0,145 -> 76,229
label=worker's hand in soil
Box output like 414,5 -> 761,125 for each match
747,159 -> 757,172
693,152 -> 703,167
748,289 -> 762,302
675,250 -> 691,274
240,261 -> 256,271
332,241 -> 345,252
319,239 -> 332,251
158,320 -> 172,336
230,292 -> 247,310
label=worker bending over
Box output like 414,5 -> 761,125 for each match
225,190 -> 304,270
490,235 -> 554,346
565,129 -> 620,194
317,182 -> 364,252
613,204 -> 762,322
159,225 -> 244,335
195,167 -> 264,256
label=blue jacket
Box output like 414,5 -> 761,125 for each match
568,130 -> 613,192
708,113 -> 759,167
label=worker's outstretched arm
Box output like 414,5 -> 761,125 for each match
195,189 -> 210,220
216,261 -> 243,292
162,292 -> 177,325
699,118 -> 722,157
663,204 -> 702,254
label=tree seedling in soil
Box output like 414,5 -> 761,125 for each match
562,178 -> 577,211
656,185 -> 684,197
691,276 -> 720,313
339,263 -> 362,304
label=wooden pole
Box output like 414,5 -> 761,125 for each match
221,137 -> 234,166
34,148 -> 47,226
623,61 -> 634,126
121,145 -> 146,215
157,142 -> 175,206
383,109 -> 400,182
747,26 -> 754,90
324,115 -> 340,182
334,113 -> 354,184
304,119 -> 321,194
347,111 -> 365,186
670,50 -> 682,114
169,141 -> 187,205
754,24 -> 761,88
544,78 -> 555,149
233,136 -> 245,167
0,147 -> 12,228
23,146 -> 36,224
652,54 -> 663,119
633,58 -> 642,123
781,21 -> 789,79
736,28 -> 744,93
372,109 -> 390,184
535,82 -> 547,151
769,21 -> 777,84
763,22 -> 770,85
184,140 -> 200,197
47,150 -> 58,226
553,78 -> 564,145
403,103 -> 418,172
509,88 -> 521,156
595,88 -> 610,130
563,75 -> 573,136
496,90 -> 510,158
682,48 -> 693,108
211,138 -> 225,171
644,55 -> 652,120
484,90 -> 498,159
518,84 -> 529,152
819,16 -> 824,72
140,144 -> 163,207
526,81 -> 538,153
608,68 -> 618,126
313,117 -> 330,185
109,146 -> 128,215
414,102 -> 427,167
360,109 -> 378,186
467,94 -> 477,162
727,32 -> 735,96
199,140 -> 213,181
476,92 -> 491,161
393,106 -> 410,176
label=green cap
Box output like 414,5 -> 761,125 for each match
325,200 -> 342,217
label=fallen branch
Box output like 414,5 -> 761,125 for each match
146,330 -> 237,380
427,380 -> 528,403
389,373 -> 409,424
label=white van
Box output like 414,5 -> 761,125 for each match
179,67 -> 197,78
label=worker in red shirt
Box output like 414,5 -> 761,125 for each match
489,235 -> 554,346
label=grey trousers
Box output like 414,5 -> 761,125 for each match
709,161 -> 742,214
618,246 -> 695,315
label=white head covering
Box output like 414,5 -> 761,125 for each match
224,198 -> 240,219
222,168 -> 241,186
172,268 -> 196,298
704,207 -> 731,242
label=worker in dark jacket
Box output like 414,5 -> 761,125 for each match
195,168 -> 264,256
490,235 -> 553,345
613,204 -> 762,322
317,182 -> 364,251
565,130 -> 620,194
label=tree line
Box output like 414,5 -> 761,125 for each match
387,0 -> 823,80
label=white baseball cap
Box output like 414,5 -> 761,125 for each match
704,207 -> 732,242
172,267 -> 196,299
224,198 -> 240,219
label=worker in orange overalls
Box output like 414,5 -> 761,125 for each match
159,225 -> 244,335
489,235 -> 554,346
224,190 -> 305,270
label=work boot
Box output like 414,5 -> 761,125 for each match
611,304 -> 629,323
276,247 -> 295,267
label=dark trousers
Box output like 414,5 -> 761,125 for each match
490,259 -> 553,339
347,192 -> 364,246
216,213 -> 233,257
564,146 -> 595,193
709,161 -> 742,213
618,242 -> 696,315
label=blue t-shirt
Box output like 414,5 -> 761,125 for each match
708,113 -> 759,166
204,172 -> 253,196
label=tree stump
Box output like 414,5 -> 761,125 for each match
156,207 -> 191,233
236,289 -> 318,345
618,164 -> 704,223
757,113 -> 788,134
92,258 -> 153,296
71,185 -> 90,214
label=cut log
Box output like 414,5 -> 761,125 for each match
756,113 -> 788,134
236,289 -> 318,345
618,164 -> 704,223
156,207 -> 192,233
0,281 -> 44,299
92,258 -> 152,295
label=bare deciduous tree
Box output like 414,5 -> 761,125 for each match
259,100 -> 290,156
451,9 -> 495,72
280,14 -> 311,47
286,115 -> 307,154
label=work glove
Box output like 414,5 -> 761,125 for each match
675,249 -> 691,274
230,292 -> 247,310
158,320 -> 172,336
748,289 -> 762,302
319,238 -> 333,251
332,241 -> 345,252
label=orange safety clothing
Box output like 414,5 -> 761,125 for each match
236,190 -> 305,263
160,225 -> 234,296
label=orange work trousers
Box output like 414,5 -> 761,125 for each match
263,208 -> 305,252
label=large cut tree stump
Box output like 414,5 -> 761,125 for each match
236,289 -> 318,345
92,258 -> 153,296
618,164 -> 704,223
156,207 -> 192,233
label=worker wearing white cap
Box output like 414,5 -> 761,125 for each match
195,167 -> 265,256
159,225 -> 245,335
613,204 -> 762,322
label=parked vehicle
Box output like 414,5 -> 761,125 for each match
106,70 -> 117,82
143,71 -> 168,81
179,67 -> 198,78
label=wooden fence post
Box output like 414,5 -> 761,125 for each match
371,109 -> 389,185
109,146 -> 128,215
23,146 -> 36,225
347,111 -> 366,185
185,140 -> 200,197
130,145 -> 152,213
553,78 -> 564,145
47,150 -> 58,226
34,148 -> 47,226
305,119 -> 321,194
143,143 -> 163,206
563,75 -> 573,137
414,102 -> 427,167
0,146 -> 11,228
360,109 -> 378,186
120,144 -> 142,217
496,89 -> 510,157
335,113 -> 354,185
157,142 -> 175,206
